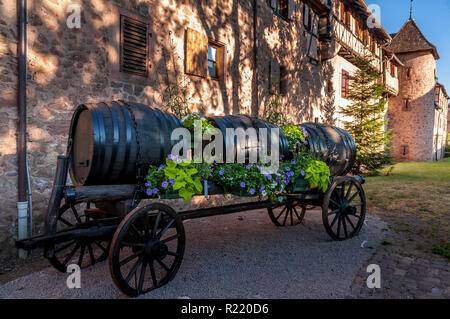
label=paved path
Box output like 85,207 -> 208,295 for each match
0,209 -> 387,299
349,249 -> 450,299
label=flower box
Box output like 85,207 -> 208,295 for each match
288,177 -> 311,193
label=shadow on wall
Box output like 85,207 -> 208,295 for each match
0,0 -> 334,255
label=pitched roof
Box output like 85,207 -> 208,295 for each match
387,20 -> 440,60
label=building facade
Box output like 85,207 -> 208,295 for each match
0,0 -> 408,255
387,19 -> 448,162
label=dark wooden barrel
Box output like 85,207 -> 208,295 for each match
210,115 -> 290,162
299,123 -> 357,176
69,101 -> 182,185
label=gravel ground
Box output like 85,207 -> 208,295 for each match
0,209 -> 387,299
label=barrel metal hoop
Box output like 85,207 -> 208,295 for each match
121,101 -> 143,184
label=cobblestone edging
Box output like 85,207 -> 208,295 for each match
349,248 -> 450,299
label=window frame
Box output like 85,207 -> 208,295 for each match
303,3 -> 312,32
341,70 -> 350,99
207,42 -> 222,80
119,14 -> 149,78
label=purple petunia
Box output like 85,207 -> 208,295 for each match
168,154 -> 175,160
260,185 -> 265,192
304,140 -> 308,145
145,182 -> 152,187
169,179 -> 176,185
219,169 -> 225,176
152,188 -> 159,194
246,165 -> 252,170
285,167 -> 291,172
162,181 -> 169,188
176,158 -> 182,164
240,182 -> 246,188
266,174 -> 272,180
301,170 -> 305,176
146,189 -> 152,196
157,165 -> 164,172
289,172 -> 295,177
249,188 -> 255,195
291,161 -> 297,165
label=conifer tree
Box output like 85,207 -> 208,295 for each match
341,57 -> 392,174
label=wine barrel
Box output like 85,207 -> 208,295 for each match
69,101 -> 182,185
299,123 -> 357,176
210,115 -> 290,162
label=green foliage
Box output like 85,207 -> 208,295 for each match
281,125 -> 307,154
304,160 -> 331,192
263,89 -> 286,127
182,114 -> 217,136
145,156 -> 203,202
340,57 -> 392,174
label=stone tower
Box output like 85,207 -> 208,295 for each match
387,19 -> 447,162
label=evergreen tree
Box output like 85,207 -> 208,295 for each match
341,57 -> 392,174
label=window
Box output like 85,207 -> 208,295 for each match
341,70 -> 350,98
403,98 -> 411,111
339,2 -> 345,22
390,64 -> 397,78
405,67 -> 412,80
280,66 -> 288,96
207,44 -> 220,79
120,15 -> 149,77
401,145 -> 409,157
185,28 -> 223,79
303,4 -> 312,31
270,0 -> 294,20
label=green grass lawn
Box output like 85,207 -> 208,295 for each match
364,158 -> 450,260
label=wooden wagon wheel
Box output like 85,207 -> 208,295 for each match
267,201 -> 307,227
322,177 -> 366,241
109,203 -> 185,297
45,202 -> 111,272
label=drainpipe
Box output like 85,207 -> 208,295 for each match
252,0 -> 258,117
17,0 -> 28,259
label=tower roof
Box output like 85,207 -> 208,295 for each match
387,20 -> 440,60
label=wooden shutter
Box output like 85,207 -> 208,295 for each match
287,0 -> 295,20
120,15 -> 148,77
185,28 -> 208,77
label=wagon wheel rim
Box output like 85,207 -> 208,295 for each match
322,177 -> 366,241
45,202 -> 110,272
109,203 -> 185,297
268,202 -> 306,227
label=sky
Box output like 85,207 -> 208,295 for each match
371,0 -> 450,93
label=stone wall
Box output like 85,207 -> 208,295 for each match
0,0 -> 333,256
388,51 -> 437,162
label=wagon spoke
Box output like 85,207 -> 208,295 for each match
137,260 -> 147,294
348,190 -> 361,204
120,251 -> 141,266
71,206 -> 82,224
167,251 -> 179,257
77,245 -> 86,266
345,183 -> 354,201
156,258 -> 170,272
161,234 -> 181,244
329,199 -> 340,207
330,213 -> 340,229
282,209 -> 289,226
149,261 -> 158,287
345,215 -> 356,231
276,207 -> 287,220
130,225 -> 145,242
157,219 -> 175,239
328,209 -> 339,216
63,243 -> 81,266
87,243 -> 95,265
94,240 -> 107,253
293,207 -> 301,220
342,216 -> 348,238
55,240 -> 76,253
143,213 -> 150,237
58,217 -> 73,227
125,258 -> 143,284
151,212 -> 162,238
